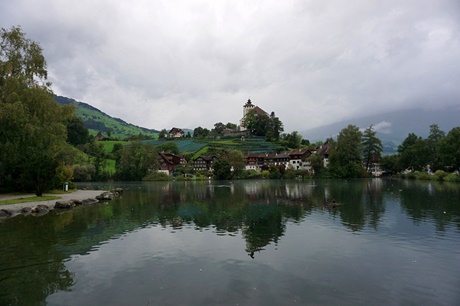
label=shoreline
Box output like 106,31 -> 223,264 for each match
0,190 -> 107,214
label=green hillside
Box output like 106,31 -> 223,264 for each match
55,95 -> 159,140
146,137 -> 281,155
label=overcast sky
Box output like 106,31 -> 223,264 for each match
2,0 -> 460,132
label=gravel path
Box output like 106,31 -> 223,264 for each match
0,190 -> 106,212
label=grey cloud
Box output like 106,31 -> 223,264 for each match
1,0 -> 459,131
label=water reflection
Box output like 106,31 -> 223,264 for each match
0,179 -> 459,305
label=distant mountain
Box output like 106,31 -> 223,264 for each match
300,107 -> 460,154
54,95 -> 159,139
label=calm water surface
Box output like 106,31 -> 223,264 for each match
1,179 -> 459,305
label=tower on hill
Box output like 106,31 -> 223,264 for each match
239,99 -> 268,131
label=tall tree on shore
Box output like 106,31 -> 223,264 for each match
361,125 -> 383,173
0,26 -> 73,195
329,124 -> 363,178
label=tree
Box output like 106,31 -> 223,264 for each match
329,124 -> 363,178
437,127 -> 460,171
244,109 -> 271,136
398,133 -> 429,171
227,149 -> 245,178
212,157 -> 232,180
116,142 -> 158,180
427,124 -> 445,170
156,142 -> 179,154
225,122 -> 237,130
213,122 -> 225,134
65,115 -> 89,146
0,26 -> 73,195
193,126 -> 210,138
158,129 -> 167,139
243,109 -> 284,141
266,112 -> 284,141
361,125 -> 383,173
280,131 -> 302,149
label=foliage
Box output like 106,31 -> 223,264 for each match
279,131 -> 303,149
158,129 -> 167,139
72,164 -> 96,181
193,126 -> 210,138
397,133 -> 428,171
380,154 -> 402,174
437,127 -> 460,171
0,26 -> 73,195
361,125 -> 383,173
143,172 -> 170,181
212,157 -> 232,180
244,110 -> 284,141
329,124 -> 363,178
156,141 -> 180,154
65,115 -> 90,146
445,173 -> 460,182
426,124 -> 445,170
115,141 -> 158,180
226,149 -> 245,178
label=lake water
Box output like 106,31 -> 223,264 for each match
1,179 -> 459,305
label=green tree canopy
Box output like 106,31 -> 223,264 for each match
212,157 -> 232,180
329,124 -> 363,178
361,125 -> 383,173
437,127 -> 460,171
0,26 -> 73,195
116,142 -> 158,180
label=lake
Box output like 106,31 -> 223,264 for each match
1,179 -> 459,305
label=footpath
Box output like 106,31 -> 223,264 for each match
0,190 -> 106,212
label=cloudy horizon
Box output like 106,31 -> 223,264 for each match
2,0 -> 459,132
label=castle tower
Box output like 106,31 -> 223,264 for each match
243,99 -> 255,117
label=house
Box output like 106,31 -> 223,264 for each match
288,148 -> 312,171
316,142 -> 333,168
244,149 -> 315,172
244,153 -> 267,171
157,152 -> 187,174
168,127 -> 184,138
193,155 -> 218,172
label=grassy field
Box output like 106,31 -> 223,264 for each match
145,137 -> 280,155
100,140 -> 130,154
0,195 -> 61,205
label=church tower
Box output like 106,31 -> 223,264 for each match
240,99 -> 255,131
243,99 -> 255,117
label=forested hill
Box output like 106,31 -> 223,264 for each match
54,95 -> 159,140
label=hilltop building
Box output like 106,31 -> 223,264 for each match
239,99 -> 268,131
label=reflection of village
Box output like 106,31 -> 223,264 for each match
152,179 -> 389,257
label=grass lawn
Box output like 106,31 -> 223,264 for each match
0,195 -> 61,206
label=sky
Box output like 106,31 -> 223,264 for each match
2,0 -> 460,133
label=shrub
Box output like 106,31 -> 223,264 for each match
143,172 -> 171,181
445,173 -> 460,183
432,170 -> 448,181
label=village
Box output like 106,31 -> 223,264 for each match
155,99 -> 339,177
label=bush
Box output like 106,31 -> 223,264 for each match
143,172 -> 171,181
432,170 -> 448,181
240,170 -> 263,179
73,164 -> 96,181
445,173 -> 460,183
